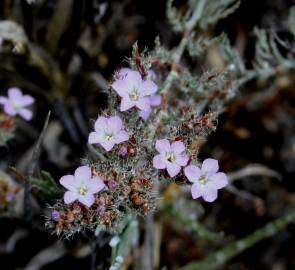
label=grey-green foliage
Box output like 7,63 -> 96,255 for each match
198,0 -> 240,30
187,32 -> 226,58
161,199 -> 224,241
220,37 -> 245,75
253,28 -> 295,76
167,0 -> 240,32
221,26 -> 295,88
166,0 -> 190,32
154,36 -> 173,64
109,215 -> 139,268
179,209 -> 295,270
179,69 -> 228,97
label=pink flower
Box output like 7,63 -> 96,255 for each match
0,88 -> 34,120
139,95 -> 162,120
111,70 -> 158,112
59,165 -> 105,207
153,139 -> 189,177
88,116 -> 129,151
184,158 -> 228,202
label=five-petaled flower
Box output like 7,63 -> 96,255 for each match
88,116 -> 129,151
184,158 -> 228,202
153,139 -> 189,177
112,69 -> 158,112
0,87 -> 34,120
60,165 -> 105,207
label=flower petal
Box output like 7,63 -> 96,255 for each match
111,79 -> 128,97
64,191 -> 78,204
125,71 -> 142,89
3,104 -> 17,116
191,183 -> 204,199
108,116 -> 123,133
60,175 -> 77,190
147,70 -> 156,80
79,195 -> 95,207
176,154 -> 189,166
117,68 -> 132,79
21,95 -> 34,106
94,116 -> 108,132
115,130 -> 129,144
155,139 -> 171,153
171,141 -> 186,154
88,131 -> 102,144
120,98 -> 135,111
166,163 -> 181,177
201,158 -> 219,175
0,97 -> 8,105
100,141 -> 115,151
153,154 -> 166,169
139,108 -> 152,120
75,166 -> 92,181
18,108 -> 33,120
136,97 -> 151,111
8,87 -> 22,100
184,165 -> 201,183
140,80 -> 158,96
150,95 -> 161,106
86,176 -> 105,193
210,172 -> 228,189
202,187 -> 218,202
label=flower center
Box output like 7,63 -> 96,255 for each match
11,100 -> 21,110
78,183 -> 88,195
104,133 -> 114,141
165,152 -> 175,163
129,89 -> 140,101
199,175 -> 209,185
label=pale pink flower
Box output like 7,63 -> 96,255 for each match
0,87 -> 34,120
111,70 -> 157,112
153,139 -> 189,177
184,159 -> 228,202
59,165 -> 105,207
88,116 -> 129,151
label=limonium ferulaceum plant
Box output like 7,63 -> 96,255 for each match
45,0 -> 244,237
47,43 -> 229,237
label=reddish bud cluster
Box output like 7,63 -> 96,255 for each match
0,113 -> 15,130
128,178 -> 152,215
0,177 -> 20,211
182,112 -> 218,133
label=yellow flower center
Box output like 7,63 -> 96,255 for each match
78,184 -> 88,195
105,133 -> 114,141
199,175 -> 209,185
129,89 -> 140,101
165,152 -> 175,163
12,100 -> 21,109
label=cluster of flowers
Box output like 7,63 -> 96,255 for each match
58,67 -> 228,218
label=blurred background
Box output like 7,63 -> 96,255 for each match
0,0 -> 295,269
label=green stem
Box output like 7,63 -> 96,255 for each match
179,209 -> 295,270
